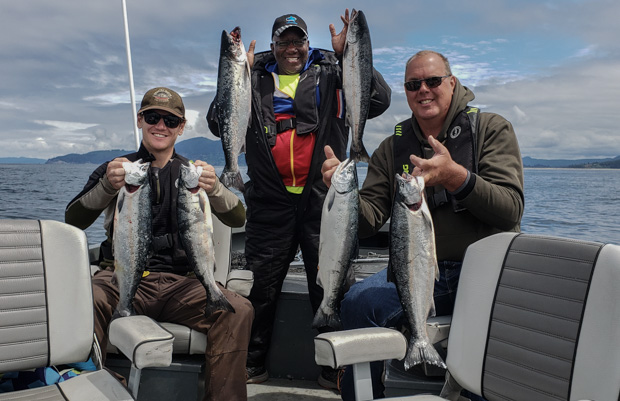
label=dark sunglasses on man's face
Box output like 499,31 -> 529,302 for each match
404,75 -> 451,92
274,37 -> 307,49
142,111 -> 183,128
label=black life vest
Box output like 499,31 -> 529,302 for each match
392,107 -> 479,213
259,65 -> 322,147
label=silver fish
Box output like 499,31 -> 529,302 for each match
214,27 -> 251,193
313,158 -> 359,330
113,160 -> 151,318
177,163 -> 234,315
389,173 -> 446,370
342,9 -> 373,163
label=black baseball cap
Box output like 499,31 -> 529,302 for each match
272,14 -> 308,38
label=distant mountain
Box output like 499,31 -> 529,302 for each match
0,157 -> 46,164
40,137 -> 244,166
46,150 -> 130,164
522,155 -> 620,168
2,141 -> 617,168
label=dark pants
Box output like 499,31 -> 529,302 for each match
92,270 -> 254,401
339,263 -> 462,401
244,198 -> 327,368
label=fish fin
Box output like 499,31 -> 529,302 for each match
312,308 -> 343,330
220,170 -> 245,193
403,339 -> 446,371
428,298 -> 436,318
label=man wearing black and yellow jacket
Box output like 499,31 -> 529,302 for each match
207,11 -> 391,387
322,50 -> 524,400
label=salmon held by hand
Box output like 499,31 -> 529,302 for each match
214,27 -> 251,193
112,160 -> 152,318
343,9 -> 373,163
313,158 -> 359,330
177,163 -> 235,316
389,173 -> 446,370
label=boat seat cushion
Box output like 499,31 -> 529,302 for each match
109,315 -> 174,369
315,327 -> 407,369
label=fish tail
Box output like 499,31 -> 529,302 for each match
350,145 -> 370,163
220,169 -> 245,193
312,308 -> 343,330
403,340 -> 446,371
112,306 -> 134,320
204,294 -> 236,317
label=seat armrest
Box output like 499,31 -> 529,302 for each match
315,327 -> 407,369
226,269 -> 253,297
109,316 -> 174,369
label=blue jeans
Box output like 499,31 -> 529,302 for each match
339,262 -> 461,400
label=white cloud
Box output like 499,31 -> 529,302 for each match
1,0 -> 619,160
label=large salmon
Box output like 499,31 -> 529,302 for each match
113,160 -> 152,318
342,9 -> 373,163
389,173 -> 446,370
313,158 -> 359,330
177,163 -> 234,315
214,27 -> 251,193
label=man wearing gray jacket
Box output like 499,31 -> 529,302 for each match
322,50 -> 524,400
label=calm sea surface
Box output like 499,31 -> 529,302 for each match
1,164 -> 619,247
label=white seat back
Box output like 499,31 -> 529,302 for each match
0,219 -> 134,401
448,233 -> 620,401
0,219 -> 93,372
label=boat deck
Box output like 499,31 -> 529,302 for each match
248,379 -> 340,400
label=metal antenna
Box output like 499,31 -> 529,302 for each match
121,0 -> 140,151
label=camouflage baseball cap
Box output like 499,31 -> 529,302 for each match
138,87 -> 185,118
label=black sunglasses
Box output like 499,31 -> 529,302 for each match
142,111 -> 183,128
404,75 -> 451,92
273,37 -> 307,49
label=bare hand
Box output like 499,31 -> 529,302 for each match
247,40 -> 256,68
409,136 -> 468,192
321,145 -> 341,188
106,157 -> 131,190
329,8 -> 350,56
194,160 -> 217,193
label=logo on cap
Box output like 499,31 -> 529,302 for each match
285,16 -> 298,25
152,89 -> 173,104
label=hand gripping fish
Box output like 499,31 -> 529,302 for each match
214,27 -> 251,193
313,158 -> 359,330
113,160 -> 152,318
177,163 -> 235,316
342,9 -> 373,163
389,173 -> 446,370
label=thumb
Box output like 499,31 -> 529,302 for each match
328,23 -> 337,38
324,145 -> 336,159
248,40 -> 256,54
428,135 -> 446,154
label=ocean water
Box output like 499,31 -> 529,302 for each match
1,164 -> 619,247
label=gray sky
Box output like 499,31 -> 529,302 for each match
1,0 -> 619,160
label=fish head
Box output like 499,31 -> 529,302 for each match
179,163 -> 203,189
395,173 -> 425,212
122,160 -> 149,186
221,27 -> 247,62
332,158 -> 358,194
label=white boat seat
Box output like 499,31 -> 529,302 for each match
315,233 -> 620,400
0,219 -> 174,401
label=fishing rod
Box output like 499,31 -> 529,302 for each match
121,0 -> 140,151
